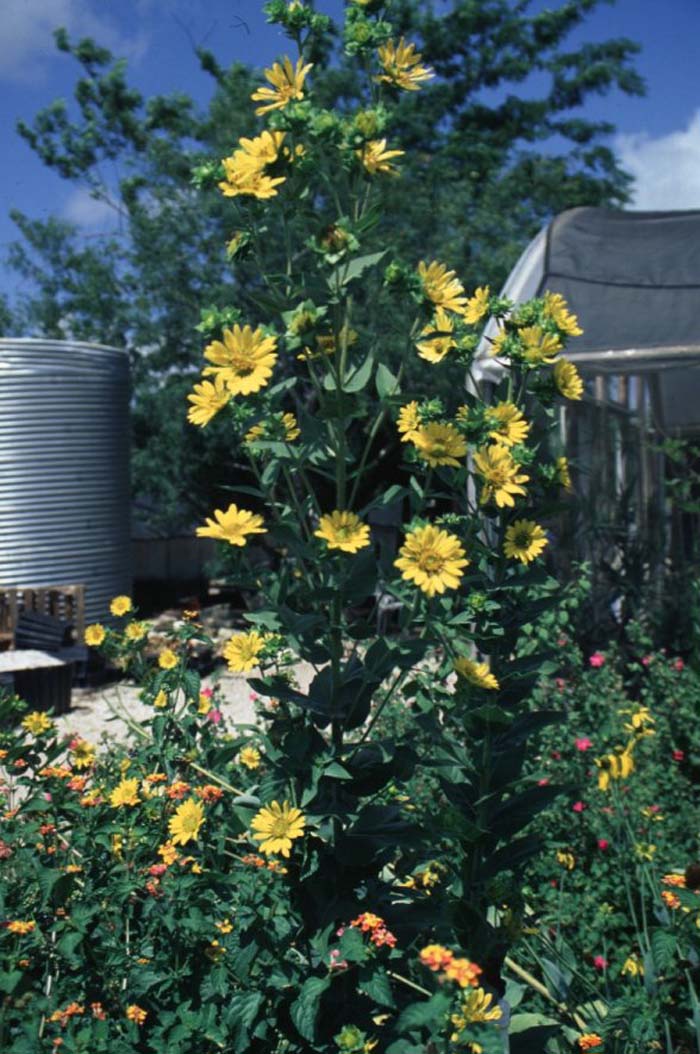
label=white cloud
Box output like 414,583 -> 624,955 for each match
63,187 -> 117,228
2,0 -> 149,84
616,111 -> 700,211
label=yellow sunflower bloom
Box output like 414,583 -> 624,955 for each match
84,623 -> 106,647
463,286 -> 490,325
21,711 -> 53,736
125,620 -> 148,642
377,37 -> 435,91
239,746 -> 261,770
415,308 -> 456,363
553,358 -> 584,400
237,129 -> 286,166
395,524 -> 469,597
251,800 -> 306,857
487,401 -> 530,446
556,456 -> 572,491
110,778 -> 140,808
71,739 -> 96,770
417,260 -> 468,315
158,648 -> 178,670
358,139 -> 405,175
110,595 -> 132,617
187,377 -> 232,427
251,55 -> 313,115
518,325 -> 562,365
169,798 -> 205,846
544,291 -> 583,336
223,631 -> 268,673
203,324 -> 278,397
397,401 -> 422,442
473,444 -> 529,508
315,510 -> 371,553
412,422 -> 467,467
196,503 -> 266,546
454,657 -> 499,690
503,520 -> 548,564
218,154 -> 287,199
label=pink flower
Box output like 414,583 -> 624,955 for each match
589,652 -> 605,668
555,678 -> 567,692
641,655 -> 652,667
538,778 -> 550,786
575,737 -> 593,752
336,926 -> 346,937
557,636 -> 568,647
597,838 -> 609,851
673,658 -> 685,671
207,708 -> 222,725
43,793 -> 52,802
200,686 -> 213,699
329,949 -> 348,970
647,804 -> 661,814
593,955 -> 608,971
572,801 -> 586,813
673,749 -> 685,762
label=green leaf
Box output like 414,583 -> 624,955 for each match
343,351 -> 374,393
650,928 -> 677,973
289,975 -> 330,1042
396,991 -> 451,1032
324,761 -> 353,780
359,965 -> 395,1007
376,362 -> 399,399
224,991 -> 264,1054
330,250 -> 387,290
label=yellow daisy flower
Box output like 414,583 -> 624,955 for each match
503,520 -> 548,564
487,401 -> 530,446
158,649 -> 178,670
473,444 -> 529,508
168,798 -> 205,846
237,129 -> 286,166
315,511 -> 372,553
621,954 -> 644,977
251,799 -> 306,857
110,778 -> 140,808
187,377 -> 231,427
21,711 -> 53,736
395,524 -> 469,597
125,621 -> 148,642
544,291 -> 583,336
454,657 -> 499,690
397,401 -> 422,442
109,595 -> 132,617
158,841 -> 178,865
553,358 -> 584,400
556,456 -> 572,491
71,738 -> 97,770
556,850 -> 576,871
281,413 -> 301,440
518,325 -> 562,365
239,746 -> 261,770
412,422 -> 467,467
223,631 -> 268,673
203,324 -> 278,397
358,139 -> 405,176
415,308 -> 456,363
417,260 -> 468,315
218,154 -> 286,200
153,690 -> 169,708
377,37 -> 434,91
196,503 -> 266,546
84,623 -> 106,647
463,286 -> 490,325
450,987 -> 503,1035
251,55 -> 313,115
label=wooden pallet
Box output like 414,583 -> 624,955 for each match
0,586 -> 86,651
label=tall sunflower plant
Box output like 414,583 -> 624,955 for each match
123,1 -> 583,1050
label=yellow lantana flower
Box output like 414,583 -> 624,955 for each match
473,444 -> 529,508
553,358 -> 584,400
418,260 -> 468,315
169,799 -> 205,846
503,520 -> 548,564
544,291 -> 583,336
463,286 -> 490,325
397,401 -> 422,442
315,511 -> 371,553
251,55 -> 313,115
578,1033 -> 603,1051
412,423 -> 467,467
395,524 -> 469,597
377,37 -> 434,91
518,325 -> 562,365
223,631 -> 268,673
110,595 -> 132,617
84,623 -> 106,647
187,377 -> 231,427
203,324 -> 278,397
158,649 -> 178,670
251,800 -> 306,857
196,503 -> 266,546
358,139 -> 404,175
21,711 -> 53,736
110,778 -> 140,808
454,657 -> 499,691
415,308 -> 456,363
487,402 -> 530,446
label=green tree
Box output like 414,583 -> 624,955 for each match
5,2 -> 643,533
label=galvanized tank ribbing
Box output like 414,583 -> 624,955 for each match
0,339 -> 131,626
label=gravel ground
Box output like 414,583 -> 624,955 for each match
54,664 -> 317,747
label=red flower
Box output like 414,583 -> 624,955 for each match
572,801 -> 586,813
673,658 -> 685,671
593,955 -> 607,971
589,652 -> 605,668
673,749 -> 685,762
597,839 -> 609,850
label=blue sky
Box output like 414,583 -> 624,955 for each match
2,0 -> 699,301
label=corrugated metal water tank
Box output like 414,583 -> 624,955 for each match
0,339 -> 131,624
